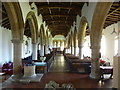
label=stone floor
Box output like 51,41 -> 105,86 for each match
49,54 -> 70,72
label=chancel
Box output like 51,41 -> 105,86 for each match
0,0 -> 120,89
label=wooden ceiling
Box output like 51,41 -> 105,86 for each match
0,2 -> 11,30
104,2 -> 120,28
34,2 -> 85,37
0,2 -> 120,37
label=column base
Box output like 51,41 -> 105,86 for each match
11,74 -> 23,82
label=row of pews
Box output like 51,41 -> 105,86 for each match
64,53 -> 91,73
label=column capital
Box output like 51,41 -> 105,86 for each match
11,39 -> 23,43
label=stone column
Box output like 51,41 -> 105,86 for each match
78,46 -> 83,59
53,41 -> 55,47
118,22 -> 120,56
113,56 -> 120,89
32,43 -> 38,60
56,41 -> 58,48
45,44 -> 48,55
74,34 -> 76,56
60,41 -> 62,47
64,41 -> 66,48
40,44 -> 44,56
113,23 -> 120,89
90,46 -> 101,79
71,44 -> 73,55
11,39 -> 23,79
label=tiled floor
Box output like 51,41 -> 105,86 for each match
2,54 -> 113,89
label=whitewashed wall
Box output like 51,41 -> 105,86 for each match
22,35 -> 32,58
0,27 -> 2,66
101,23 -> 119,65
0,27 -> 13,65
0,26 -> 34,65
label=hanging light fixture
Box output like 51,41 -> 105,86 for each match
111,27 -> 117,35
111,24 -> 117,35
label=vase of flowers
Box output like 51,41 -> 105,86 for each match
40,56 -> 46,63
100,59 -> 105,66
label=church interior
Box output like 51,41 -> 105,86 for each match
0,0 -> 120,89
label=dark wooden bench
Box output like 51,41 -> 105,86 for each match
100,66 -> 113,79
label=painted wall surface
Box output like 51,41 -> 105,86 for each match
0,27 -> 13,65
80,2 -> 97,29
22,35 -> 32,58
82,35 -> 91,57
0,26 -> 34,65
0,27 -> 2,66
102,23 -> 119,65
19,1 -> 32,23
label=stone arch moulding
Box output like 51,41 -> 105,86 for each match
90,2 -> 113,50
25,11 -> 38,44
3,2 -> 24,40
78,16 -> 89,47
90,2 -> 113,79
40,24 -> 46,45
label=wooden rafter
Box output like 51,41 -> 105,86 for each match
36,3 -> 83,10
43,14 -> 76,18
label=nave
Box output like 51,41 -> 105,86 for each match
2,54 -> 113,89
0,1 -> 120,89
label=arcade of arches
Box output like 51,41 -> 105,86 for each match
0,1 -> 120,89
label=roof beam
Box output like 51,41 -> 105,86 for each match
37,4 -> 82,10
0,19 -> 9,25
2,23 -> 10,27
48,24 -> 71,28
47,22 -> 73,26
107,7 -> 120,16
0,17 -> 8,23
46,20 -> 73,22
0,8 -> 7,14
43,14 -> 76,18
44,18 -> 75,21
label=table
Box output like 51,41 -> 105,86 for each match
100,66 -> 113,79
34,62 -> 47,74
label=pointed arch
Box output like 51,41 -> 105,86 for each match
90,2 -> 113,79
25,11 -> 38,43
90,2 -> 113,48
78,16 -> 89,47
